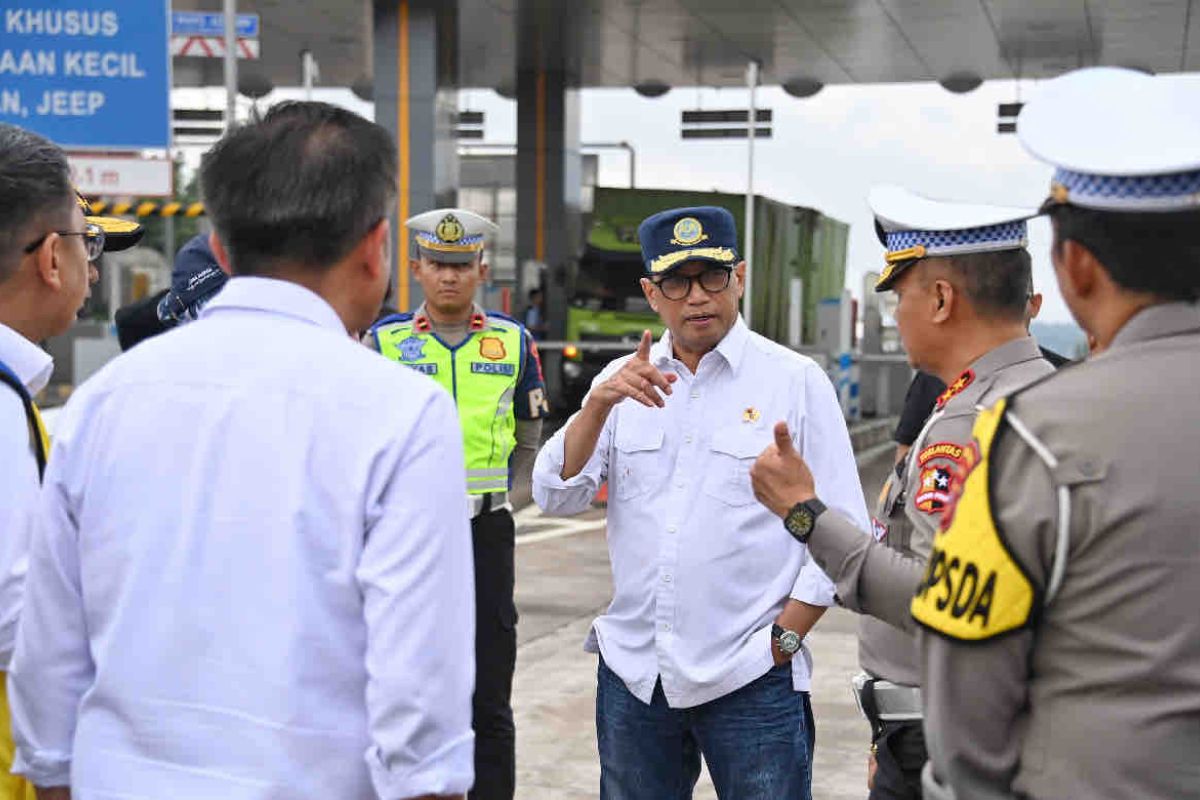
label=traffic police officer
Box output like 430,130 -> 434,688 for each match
750,67 -> 1200,800
0,123 -> 142,800
368,208 -> 548,800
753,185 -> 1054,798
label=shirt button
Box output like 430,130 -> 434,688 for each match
667,525 -> 677,534
675,480 -> 685,488
684,434 -> 693,444
663,574 -> 673,583
689,391 -> 700,400
662,623 -> 672,632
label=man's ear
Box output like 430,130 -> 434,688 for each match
209,232 -> 233,276
931,278 -> 954,324
1058,239 -> 1100,301
733,261 -> 746,298
362,218 -> 391,282
640,277 -> 658,313
478,257 -> 490,283
32,233 -> 64,291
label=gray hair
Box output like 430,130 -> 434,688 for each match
0,124 -> 75,281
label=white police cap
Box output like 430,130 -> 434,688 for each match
406,208 -> 500,263
869,185 -> 1036,292
1019,67 -> 1200,212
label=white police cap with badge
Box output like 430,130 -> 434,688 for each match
1019,67 -> 1200,212
406,208 -> 500,264
869,185 -> 1037,292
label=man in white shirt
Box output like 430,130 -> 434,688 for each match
8,103 -> 476,800
533,206 -> 869,799
0,123 -> 142,800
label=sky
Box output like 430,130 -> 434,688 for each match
182,71 -> 1200,326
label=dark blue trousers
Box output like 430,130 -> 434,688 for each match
596,656 -> 815,800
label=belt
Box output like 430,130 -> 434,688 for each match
852,673 -> 923,734
469,491 -> 511,518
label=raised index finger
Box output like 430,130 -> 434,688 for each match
635,329 -> 652,361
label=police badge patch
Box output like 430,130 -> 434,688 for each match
398,336 -> 426,362
478,336 -> 507,361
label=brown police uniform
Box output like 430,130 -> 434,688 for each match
860,336 -> 1053,687
912,302 -> 1200,799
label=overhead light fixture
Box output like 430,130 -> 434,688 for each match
351,76 -> 374,102
494,84 -> 516,100
939,72 -> 983,94
782,78 -> 824,99
634,80 -> 671,98
237,72 -> 274,100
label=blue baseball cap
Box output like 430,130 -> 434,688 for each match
637,206 -> 739,276
157,233 -> 228,324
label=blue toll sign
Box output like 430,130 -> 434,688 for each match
0,2 -> 171,149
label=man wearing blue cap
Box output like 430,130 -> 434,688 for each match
533,206 -> 867,799
750,185 -> 1054,799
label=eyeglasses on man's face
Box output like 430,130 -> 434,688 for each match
23,222 -> 105,262
652,266 -> 732,301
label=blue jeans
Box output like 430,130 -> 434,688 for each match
596,657 -> 815,800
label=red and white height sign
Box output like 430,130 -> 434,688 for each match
171,36 -> 260,59
68,153 -> 173,197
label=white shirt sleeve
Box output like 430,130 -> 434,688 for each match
358,388 -> 476,799
0,392 -> 36,668
790,363 -> 871,607
10,410 -> 92,788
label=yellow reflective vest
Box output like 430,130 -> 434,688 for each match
374,312 -> 523,495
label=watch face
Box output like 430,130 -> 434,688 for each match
779,630 -> 802,654
786,505 -> 815,537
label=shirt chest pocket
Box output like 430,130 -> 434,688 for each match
703,427 -> 772,507
613,423 -> 665,501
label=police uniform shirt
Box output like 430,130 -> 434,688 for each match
858,337 -> 1053,686
533,317 -> 870,708
916,303 -> 1200,799
0,323 -> 52,669
8,278 -> 475,799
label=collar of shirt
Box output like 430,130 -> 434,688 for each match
413,303 -> 487,334
944,335 -> 1043,411
0,322 -> 53,395
650,315 -> 751,374
1109,301 -> 1200,351
200,276 -> 346,335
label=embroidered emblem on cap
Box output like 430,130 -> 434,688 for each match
671,217 -> 708,246
479,336 -> 507,361
436,214 -> 465,243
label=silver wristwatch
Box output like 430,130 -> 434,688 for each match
772,623 -> 802,656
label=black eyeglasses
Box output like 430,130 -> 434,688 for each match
23,223 -> 105,262
653,266 -> 732,301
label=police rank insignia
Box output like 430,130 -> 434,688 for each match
435,214 -> 465,243
398,335 -> 426,362
478,336 -> 507,361
671,217 -> 707,246
936,369 -> 975,409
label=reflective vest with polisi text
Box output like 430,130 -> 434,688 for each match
375,317 -> 522,495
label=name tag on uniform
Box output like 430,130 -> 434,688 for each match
471,362 -> 515,376
407,363 -> 438,375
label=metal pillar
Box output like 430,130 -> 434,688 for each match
743,60 -> 758,329
373,0 -> 459,311
223,0 -> 237,130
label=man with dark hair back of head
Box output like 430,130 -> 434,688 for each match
8,103 -> 475,800
750,185 -> 1054,799
0,122 -> 141,800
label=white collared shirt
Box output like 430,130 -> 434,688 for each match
533,317 -> 869,708
0,322 -> 52,670
9,278 -> 476,799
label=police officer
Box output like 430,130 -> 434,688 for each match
368,208 -> 548,800
754,185 -> 1054,798
0,123 -> 142,800
750,67 -> 1200,800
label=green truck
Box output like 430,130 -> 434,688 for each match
559,187 -> 849,410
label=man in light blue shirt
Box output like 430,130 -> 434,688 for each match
533,206 -> 869,799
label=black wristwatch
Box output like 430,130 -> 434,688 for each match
783,498 -> 826,544
772,623 -> 803,656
